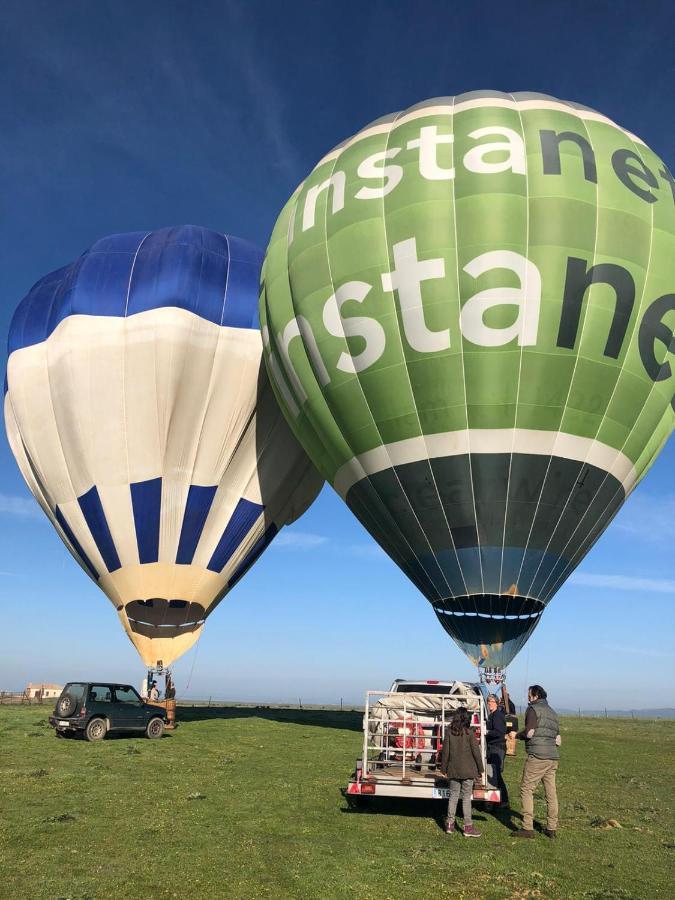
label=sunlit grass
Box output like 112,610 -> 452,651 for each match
0,704 -> 672,898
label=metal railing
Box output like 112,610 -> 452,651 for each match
0,692 -> 53,705
362,687 -> 487,784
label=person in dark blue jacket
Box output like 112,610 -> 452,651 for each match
486,694 -> 509,807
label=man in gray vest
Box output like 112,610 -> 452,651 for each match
514,684 -> 561,839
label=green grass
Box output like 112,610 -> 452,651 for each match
0,705 -> 673,899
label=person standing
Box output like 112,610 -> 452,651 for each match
514,685 -> 561,839
149,681 -> 160,702
439,707 -> 484,838
485,694 -> 509,808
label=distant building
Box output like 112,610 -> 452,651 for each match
25,683 -> 63,699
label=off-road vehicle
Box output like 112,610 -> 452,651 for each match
49,682 -> 166,741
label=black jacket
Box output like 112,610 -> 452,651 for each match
485,707 -> 507,749
440,728 -> 484,781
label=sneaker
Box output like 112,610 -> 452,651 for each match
514,828 -> 535,838
544,829 -> 556,839
463,824 -> 481,838
445,820 -> 457,834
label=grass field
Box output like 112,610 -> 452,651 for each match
0,704 -> 672,899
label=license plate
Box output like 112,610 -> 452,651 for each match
58,720 -> 70,726
432,787 -> 450,799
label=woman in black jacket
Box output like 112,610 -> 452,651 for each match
439,707 -> 484,837
486,694 -> 509,807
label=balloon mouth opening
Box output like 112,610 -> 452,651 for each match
124,599 -> 206,639
433,594 -> 545,620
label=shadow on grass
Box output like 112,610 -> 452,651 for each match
340,794 -> 498,832
176,705 -> 363,732
341,794 -> 522,835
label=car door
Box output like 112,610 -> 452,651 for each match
88,684 -> 113,722
113,685 -> 146,729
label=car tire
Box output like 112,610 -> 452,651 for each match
146,717 -> 164,740
57,694 -> 77,717
85,718 -> 107,742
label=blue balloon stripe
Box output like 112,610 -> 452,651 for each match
7,226 -> 264,355
54,506 -> 99,581
221,236 -> 261,328
78,486 -> 121,573
207,498 -> 264,574
130,478 -> 162,564
176,484 -> 218,565
227,523 -> 278,589
127,232 -> 230,324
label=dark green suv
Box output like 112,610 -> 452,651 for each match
49,682 -> 166,742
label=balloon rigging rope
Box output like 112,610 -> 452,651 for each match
183,630 -> 203,693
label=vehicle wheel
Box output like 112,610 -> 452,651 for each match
85,718 -> 107,742
57,694 -> 76,717
146,717 -> 164,739
346,794 -> 367,810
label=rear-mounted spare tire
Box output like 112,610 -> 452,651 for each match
57,694 -> 77,717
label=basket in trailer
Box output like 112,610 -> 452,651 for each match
346,682 -> 502,805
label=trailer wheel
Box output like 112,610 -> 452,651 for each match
346,794 -> 368,810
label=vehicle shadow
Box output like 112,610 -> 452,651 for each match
340,794 -> 492,832
175,705 -> 363,732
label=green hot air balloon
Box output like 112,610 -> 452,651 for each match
260,91 -> 675,674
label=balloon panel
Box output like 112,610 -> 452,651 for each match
6,226 -> 322,667
261,92 -> 675,668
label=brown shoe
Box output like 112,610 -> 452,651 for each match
514,828 -> 535,838
544,829 -> 556,839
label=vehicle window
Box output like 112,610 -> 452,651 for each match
62,683 -> 85,701
114,686 -> 141,704
394,684 -> 453,694
89,685 -> 112,703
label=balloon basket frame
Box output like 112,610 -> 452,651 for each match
479,667 -> 505,686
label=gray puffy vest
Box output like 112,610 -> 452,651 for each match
526,700 -> 560,760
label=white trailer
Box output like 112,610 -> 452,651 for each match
346,680 -> 502,804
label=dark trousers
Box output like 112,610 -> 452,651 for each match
487,744 -> 509,804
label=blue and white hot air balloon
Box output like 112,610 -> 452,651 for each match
4,226 -> 323,667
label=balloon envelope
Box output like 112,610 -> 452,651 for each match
260,92 -> 674,669
5,225 -> 322,667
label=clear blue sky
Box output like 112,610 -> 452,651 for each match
1,0 -> 673,710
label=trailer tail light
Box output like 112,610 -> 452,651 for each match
361,783 -> 376,795
426,680 -> 439,684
